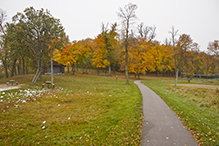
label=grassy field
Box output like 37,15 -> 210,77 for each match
141,77 -> 219,146
1,72 -> 219,145
0,74 -> 142,145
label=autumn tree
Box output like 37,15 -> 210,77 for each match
92,34 -> 110,75
0,9 -> 9,78
148,43 -> 164,76
53,36 -> 70,72
101,23 -> 118,75
2,21 -> 30,77
190,43 -> 203,74
118,3 -> 138,84
128,37 -> 151,79
199,52 -> 216,74
4,23 -> 19,77
207,40 -> 219,73
54,40 -> 92,75
12,7 -> 65,84
176,34 -> 193,73
77,40 -> 93,73
60,42 -> 79,75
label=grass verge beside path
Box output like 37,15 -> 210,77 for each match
0,75 -> 142,145
142,78 -> 219,146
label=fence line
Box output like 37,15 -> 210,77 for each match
180,72 -> 219,81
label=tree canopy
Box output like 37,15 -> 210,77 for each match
0,5 -> 218,82
0,7 -> 66,83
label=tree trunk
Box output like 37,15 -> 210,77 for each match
38,71 -> 42,80
32,68 -> 40,84
175,68 -> 178,87
15,64 -> 17,76
3,61 -> 8,78
18,61 -> 20,75
22,58 -> 25,75
32,60 -> 41,84
18,59 -> 22,75
51,50 -> 53,84
109,65 -> 111,75
26,66 -> 28,74
71,63 -> 74,75
11,59 -> 17,77
125,23 -> 129,84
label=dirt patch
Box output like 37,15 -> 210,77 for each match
0,84 -> 25,91
172,84 -> 219,89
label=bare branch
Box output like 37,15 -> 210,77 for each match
169,26 -> 178,47
117,3 -> 137,30
149,25 -> 156,41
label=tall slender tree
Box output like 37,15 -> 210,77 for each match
169,26 -> 179,86
118,3 -> 137,84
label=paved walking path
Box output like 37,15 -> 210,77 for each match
134,81 -> 198,146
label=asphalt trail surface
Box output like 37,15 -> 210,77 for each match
134,81 -> 198,146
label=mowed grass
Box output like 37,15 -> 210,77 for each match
0,75 -> 142,145
141,77 -> 219,146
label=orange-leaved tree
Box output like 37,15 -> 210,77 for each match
128,38 -> 152,79
54,41 -> 80,75
92,34 -> 110,75
76,39 -> 93,72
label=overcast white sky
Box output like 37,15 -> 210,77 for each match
1,0 -> 219,51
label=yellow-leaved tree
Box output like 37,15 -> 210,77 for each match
92,34 -> 110,75
128,38 -> 152,79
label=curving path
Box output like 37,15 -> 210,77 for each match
134,81 -> 198,146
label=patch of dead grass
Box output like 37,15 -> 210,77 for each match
165,86 -> 219,112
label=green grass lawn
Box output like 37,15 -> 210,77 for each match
1,73 -> 218,145
142,77 -> 219,146
0,75 -> 142,145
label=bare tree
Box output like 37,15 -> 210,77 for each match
149,25 -> 156,42
118,3 -> 137,84
192,42 -> 200,54
169,26 -> 178,70
169,26 -> 179,86
137,23 -> 157,43
164,38 -> 171,46
169,26 -> 178,47
137,23 -> 151,41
